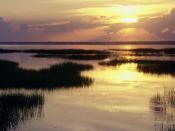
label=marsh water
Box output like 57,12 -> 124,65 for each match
1,44 -> 175,131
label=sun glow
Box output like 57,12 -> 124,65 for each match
117,6 -> 139,23
120,17 -> 138,23
119,6 -> 138,15
115,28 -> 155,41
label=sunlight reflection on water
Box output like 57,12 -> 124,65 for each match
0,45 -> 175,131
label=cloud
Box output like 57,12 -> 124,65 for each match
0,8 -> 175,42
0,17 -> 30,41
0,17 -> 14,41
135,8 -> 175,40
0,17 -> 107,41
32,19 -> 104,34
101,8 -> 175,41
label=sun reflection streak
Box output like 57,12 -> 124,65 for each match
85,64 -> 141,84
118,70 -> 138,81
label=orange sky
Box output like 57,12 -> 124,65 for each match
0,0 -> 175,41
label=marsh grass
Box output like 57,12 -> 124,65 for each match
1,48 -> 175,56
0,60 -> 93,89
0,49 -> 21,54
0,93 -> 44,131
24,49 -> 110,55
99,58 -> 129,66
137,62 -> 175,76
111,48 -> 175,56
99,58 -> 175,76
129,48 -> 175,56
34,54 -> 110,60
0,49 -> 111,60
150,89 -> 175,131
30,49 -> 110,60
98,59 -> 169,66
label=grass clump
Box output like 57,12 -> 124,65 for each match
99,58 -> 175,76
31,49 -> 111,60
0,48 -> 111,60
0,93 -> 44,131
0,60 -> 93,89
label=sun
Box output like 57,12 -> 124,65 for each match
117,6 -> 139,23
120,17 -> 138,23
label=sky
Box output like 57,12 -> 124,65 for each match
0,0 -> 175,41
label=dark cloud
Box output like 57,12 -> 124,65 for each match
0,17 -> 106,41
0,17 -> 14,41
33,20 -> 104,34
135,8 -> 175,40
0,17 -> 30,41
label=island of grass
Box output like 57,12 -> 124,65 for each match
0,60 -> 93,89
0,49 -> 21,54
28,49 -> 111,60
34,53 -> 110,60
111,48 -> 175,56
99,58 -> 175,76
0,49 -> 111,60
127,48 -> 175,56
137,62 -> 175,76
2,48 -> 175,59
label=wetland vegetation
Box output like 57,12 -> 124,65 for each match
99,58 -> 175,76
150,88 -> 175,131
0,93 -> 44,131
0,60 -> 93,89
0,49 -> 111,60
1,46 -> 175,131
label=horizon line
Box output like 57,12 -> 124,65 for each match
1,41 -> 175,45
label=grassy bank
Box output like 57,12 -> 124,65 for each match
99,58 -> 175,76
0,49 -> 111,60
0,60 -> 93,89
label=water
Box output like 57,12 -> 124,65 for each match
1,44 -> 175,50
0,44 -> 175,131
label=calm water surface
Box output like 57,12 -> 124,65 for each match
0,44 -> 175,131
